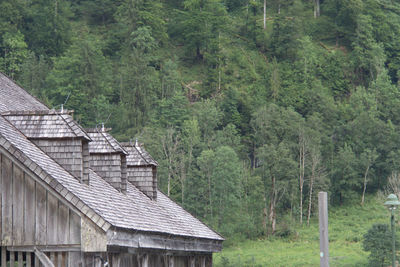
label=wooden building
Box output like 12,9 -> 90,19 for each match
0,73 -> 223,267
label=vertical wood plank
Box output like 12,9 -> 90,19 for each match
17,251 -> 23,267
1,246 -> 6,267
50,252 -> 56,266
68,252 -> 81,267
142,254 -> 149,267
34,254 -> 40,267
26,252 -> 32,267
61,252 -> 67,267
35,184 -> 47,245
189,256 -> 195,267
69,211 -> 81,245
10,251 -> 15,267
24,174 -> 36,245
13,165 -> 24,245
2,156 -> 13,245
47,193 -> 58,245
112,254 -> 121,267
57,202 -> 69,244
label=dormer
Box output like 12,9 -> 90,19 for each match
121,140 -> 158,200
86,127 -> 127,193
2,110 -> 91,184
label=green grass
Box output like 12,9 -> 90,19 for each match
214,195 -> 390,266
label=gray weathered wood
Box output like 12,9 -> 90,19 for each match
57,202 -> 69,244
27,252 -> 32,267
69,211 -> 81,244
35,184 -> 47,245
10,251 -> 15,266
13,165 -> 24,245
112,254 -> 121,267
1,246 -> 6,267
18,251 -> 23,267
68,252 -> 82,267
34,248 -> 55,267
189,256 -> 195,267
318,192 -> 329,267
2,156 -> 13,246
47,194 -> 58,245
35,254 -> 40,267
24,175 -> 36,245
50,252 -> 56,266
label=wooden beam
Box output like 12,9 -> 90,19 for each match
17,251 -> 23,267
2,156 -> 13,245
7,245 -> 81,252
34,248 -> 55,267
24,174 -> 36,245
1,246 -> 6,267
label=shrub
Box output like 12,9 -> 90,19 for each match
362,223 -> 398,267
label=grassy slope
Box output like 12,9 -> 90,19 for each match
214,195 -> 389,266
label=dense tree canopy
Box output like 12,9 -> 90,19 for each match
2,0 -> 400,240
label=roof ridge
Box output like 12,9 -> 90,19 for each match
59,114 -> 91,141
100,130 -> 127,154
121,142 -> 150,165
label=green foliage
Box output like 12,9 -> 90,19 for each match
0,31 -> 28,78
363,223 -> 397,267
5,0 -> 400,245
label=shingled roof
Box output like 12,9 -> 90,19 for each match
0,115 -> 223,241
86,128 -> 127,154
0,72 -> 223,250
3,110 -> 91,140
0,73 -> 48,112
121,142 -> 158,166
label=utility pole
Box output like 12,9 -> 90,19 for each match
319,192 -> 329,267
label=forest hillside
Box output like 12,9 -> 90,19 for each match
1,0 -> 400,242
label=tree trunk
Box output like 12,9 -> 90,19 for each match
361,165 -> 370,206
307,160 -> 316,226
263,0 -> 266,30
299,133 -> 305,225
269,176 -> 277,234
313,0 -> 320,18
263,195 -> 267,235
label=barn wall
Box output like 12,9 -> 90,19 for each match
0,247 -> 85,267
31,139 -> 84,181
0,152 -> 82,247
107,252 -> 213,267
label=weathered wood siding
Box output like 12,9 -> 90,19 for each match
82,141 -> 90,185
31,139 -> 84,182
0,247 -> 84,267
107,253 -> 212,267
0,152 -> 81,247
127,166 -> 157,200
90,153 -> 122,192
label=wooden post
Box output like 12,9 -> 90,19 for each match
1,247 -> 6,267
318,192 -> 329,267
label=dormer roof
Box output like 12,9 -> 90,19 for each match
86,128 -> 127,154
2,110 -> 91,141
121,142 -> 158,166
